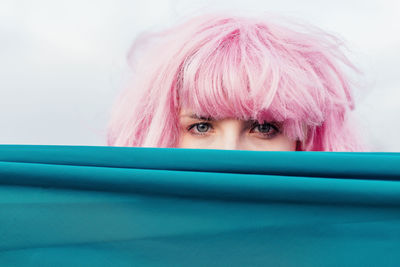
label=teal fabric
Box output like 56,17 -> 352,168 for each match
0,145 -> 399,266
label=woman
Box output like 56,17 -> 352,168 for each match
107,12 -> 366,151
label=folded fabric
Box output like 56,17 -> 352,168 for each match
0,145 -> 399,266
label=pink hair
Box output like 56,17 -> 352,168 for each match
107,12 -> 367,151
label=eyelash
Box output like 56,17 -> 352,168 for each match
187,121 -> 280,139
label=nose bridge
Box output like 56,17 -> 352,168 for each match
217,120 -> 242,150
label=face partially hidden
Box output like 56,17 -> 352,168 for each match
178,108 -> 297,151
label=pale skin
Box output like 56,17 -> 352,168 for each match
178,109 -> 297,151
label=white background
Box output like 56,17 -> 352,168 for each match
1,0 -> 399,151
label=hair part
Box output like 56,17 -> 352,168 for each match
107,12 -> 366,151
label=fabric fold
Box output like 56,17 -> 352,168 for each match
1,145 -> 400,266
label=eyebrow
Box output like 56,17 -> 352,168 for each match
180,114 -> 280,127
182,114 -> 262,123
181,114 -> 214,121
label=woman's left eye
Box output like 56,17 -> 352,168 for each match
250,122 -> 280,138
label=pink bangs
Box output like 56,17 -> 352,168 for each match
107,13 -> 366,151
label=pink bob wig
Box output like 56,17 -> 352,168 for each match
107,12 -> 366,151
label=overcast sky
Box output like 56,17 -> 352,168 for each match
1,0 -> 399,151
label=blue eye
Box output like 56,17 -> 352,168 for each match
188,122 -> 212,135
250,122 -> 279,138
257,124 -> 272,133
195,123 -> 210,132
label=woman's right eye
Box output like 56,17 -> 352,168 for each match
187,122 -> 212,135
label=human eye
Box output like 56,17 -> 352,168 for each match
249,121 -> 280,139
187,122 -> 213,136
